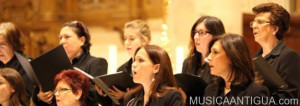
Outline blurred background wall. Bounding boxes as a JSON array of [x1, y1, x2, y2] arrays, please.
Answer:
[[1, 0, 299, 74]]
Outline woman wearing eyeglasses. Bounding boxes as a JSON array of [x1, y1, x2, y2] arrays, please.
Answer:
[[53, 69, 91, 106], [181, 16, 225, 104], [182, 16, 225, 84], [251, 2, 300, 105], [32, 21, 108, 106]]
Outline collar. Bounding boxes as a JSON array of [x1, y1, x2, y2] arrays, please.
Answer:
[[255, 40, 285, 59], [71, 51, 86, 64]]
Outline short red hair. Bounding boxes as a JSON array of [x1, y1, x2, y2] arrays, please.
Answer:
[[54, 69, 91, 105]]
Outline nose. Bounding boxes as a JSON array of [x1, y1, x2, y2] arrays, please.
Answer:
[[132, 61, 137, 70], [207, 53, 212, 62], [59, 38, 66, 45], [194, 33, 200, 40], [124, 39, 129, 45]]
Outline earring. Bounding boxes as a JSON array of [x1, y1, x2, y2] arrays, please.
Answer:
[[152, 78, 155, 82]]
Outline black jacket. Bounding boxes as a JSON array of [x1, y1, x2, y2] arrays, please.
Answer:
[[182, 57, 213, 84], [0, 54, 34, 99], [203, 81, 269, 106], [254, 40, 300, 105], [125, 89, 183, 106], [117, 58, 132, 75], [32, 52, 108, 106]]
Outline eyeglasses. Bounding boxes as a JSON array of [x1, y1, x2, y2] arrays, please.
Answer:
[[194, 30, 210, 37], [250, 20, 272, 28], [53, 88, 72, 94]]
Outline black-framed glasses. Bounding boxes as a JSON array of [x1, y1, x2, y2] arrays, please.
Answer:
[[194, 30, 210, 37], [53, 88, 72, 94], [250, 20, 272, 28]]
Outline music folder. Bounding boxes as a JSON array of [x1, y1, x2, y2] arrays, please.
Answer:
[[74, 68, 135, 105], [174, 74, 208, 97], [14, 51, 39, 85], [253, 56, 288, 90], [30, 45, 73, 92]]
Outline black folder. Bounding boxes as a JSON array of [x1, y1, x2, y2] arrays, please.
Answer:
[[253, 56, 288, 90], [30, 45, 73, 92], [174, 74, 208, 98], [14, 51, 39, 85], [74, 68, 135, 105]]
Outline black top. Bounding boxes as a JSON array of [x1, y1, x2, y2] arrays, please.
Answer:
[[32, 52, 108, 106], [182, 57, 213, 84], [98, 58, 133, 106], [254, 40, 300, 104], [203, 80, 269, 106], [125, 89, 183, 106], [117, 58, 132, 75], [0, 54, 34, 99]]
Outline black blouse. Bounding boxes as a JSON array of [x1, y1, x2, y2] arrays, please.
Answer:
[[0, 54, 34, 99], [125, 89, 183, 106], [254, 40, 300, 104], [203, 80, 269, 106]]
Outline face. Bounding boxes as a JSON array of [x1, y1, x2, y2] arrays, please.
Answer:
[[124, 28, 144, 58], [59, 27, 85, 60], [132, 48, 158, 85], [194, 22, 213, 57], [0, 75, 15, 104], [207, 41, 231, 79], [54, 80, 81, 106], [0, 35, 14, 64], [251, 12, 277, 44]]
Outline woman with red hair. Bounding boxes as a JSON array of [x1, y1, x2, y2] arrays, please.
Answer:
[[53, 69, 91, 106]]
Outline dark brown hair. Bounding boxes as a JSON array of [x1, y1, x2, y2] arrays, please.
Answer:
[[209, 34, 254, 87], [62, 21, 91, 52], [0, 22, 24, 53], [54, 70, 91, 106], [0, 68, 29, 106], [187, 16, 225, 73], [125, 45, 178, 100], [252, 2, 290, 40]]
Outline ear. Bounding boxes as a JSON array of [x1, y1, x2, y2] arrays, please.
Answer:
[[153, 64, 160, 74], [79, 36, 86, 45], [74, 90, 82, 100], [273, 26, 279, 35], [11, 88, 15, 93]]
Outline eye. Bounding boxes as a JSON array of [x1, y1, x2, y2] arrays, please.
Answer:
[[129, 37, 135, 41], [138, 58, 144, 62]]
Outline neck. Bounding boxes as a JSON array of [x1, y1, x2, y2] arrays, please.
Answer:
[[142, 81, 153, 105], [70, 49, 83, 63], [73, 101, 81, 106], [2, 101, 9, 106], [259, 38, 279, 57]]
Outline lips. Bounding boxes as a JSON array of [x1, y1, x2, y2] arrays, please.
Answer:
[[253, 32, 258, 36]]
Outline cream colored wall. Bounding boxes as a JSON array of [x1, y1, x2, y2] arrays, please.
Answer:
[[88, 0, 292, 74]]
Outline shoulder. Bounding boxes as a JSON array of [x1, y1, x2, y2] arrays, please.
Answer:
[[87, 55, 108, 65], [245, 83, 269, 97], [117, 59, 132, 72], [159, 89, 183, 106]]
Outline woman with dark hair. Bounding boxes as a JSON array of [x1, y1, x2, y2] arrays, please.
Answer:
[[0, 68, 28, 106], [251, 2, 300, 104], [182, 16, 225, 84], [204, 34, 269, 106], [124, 45, 183, 106], [33, 21, 108, 106], [0, 22, 34, 100], [54, 69, 91, 106]]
